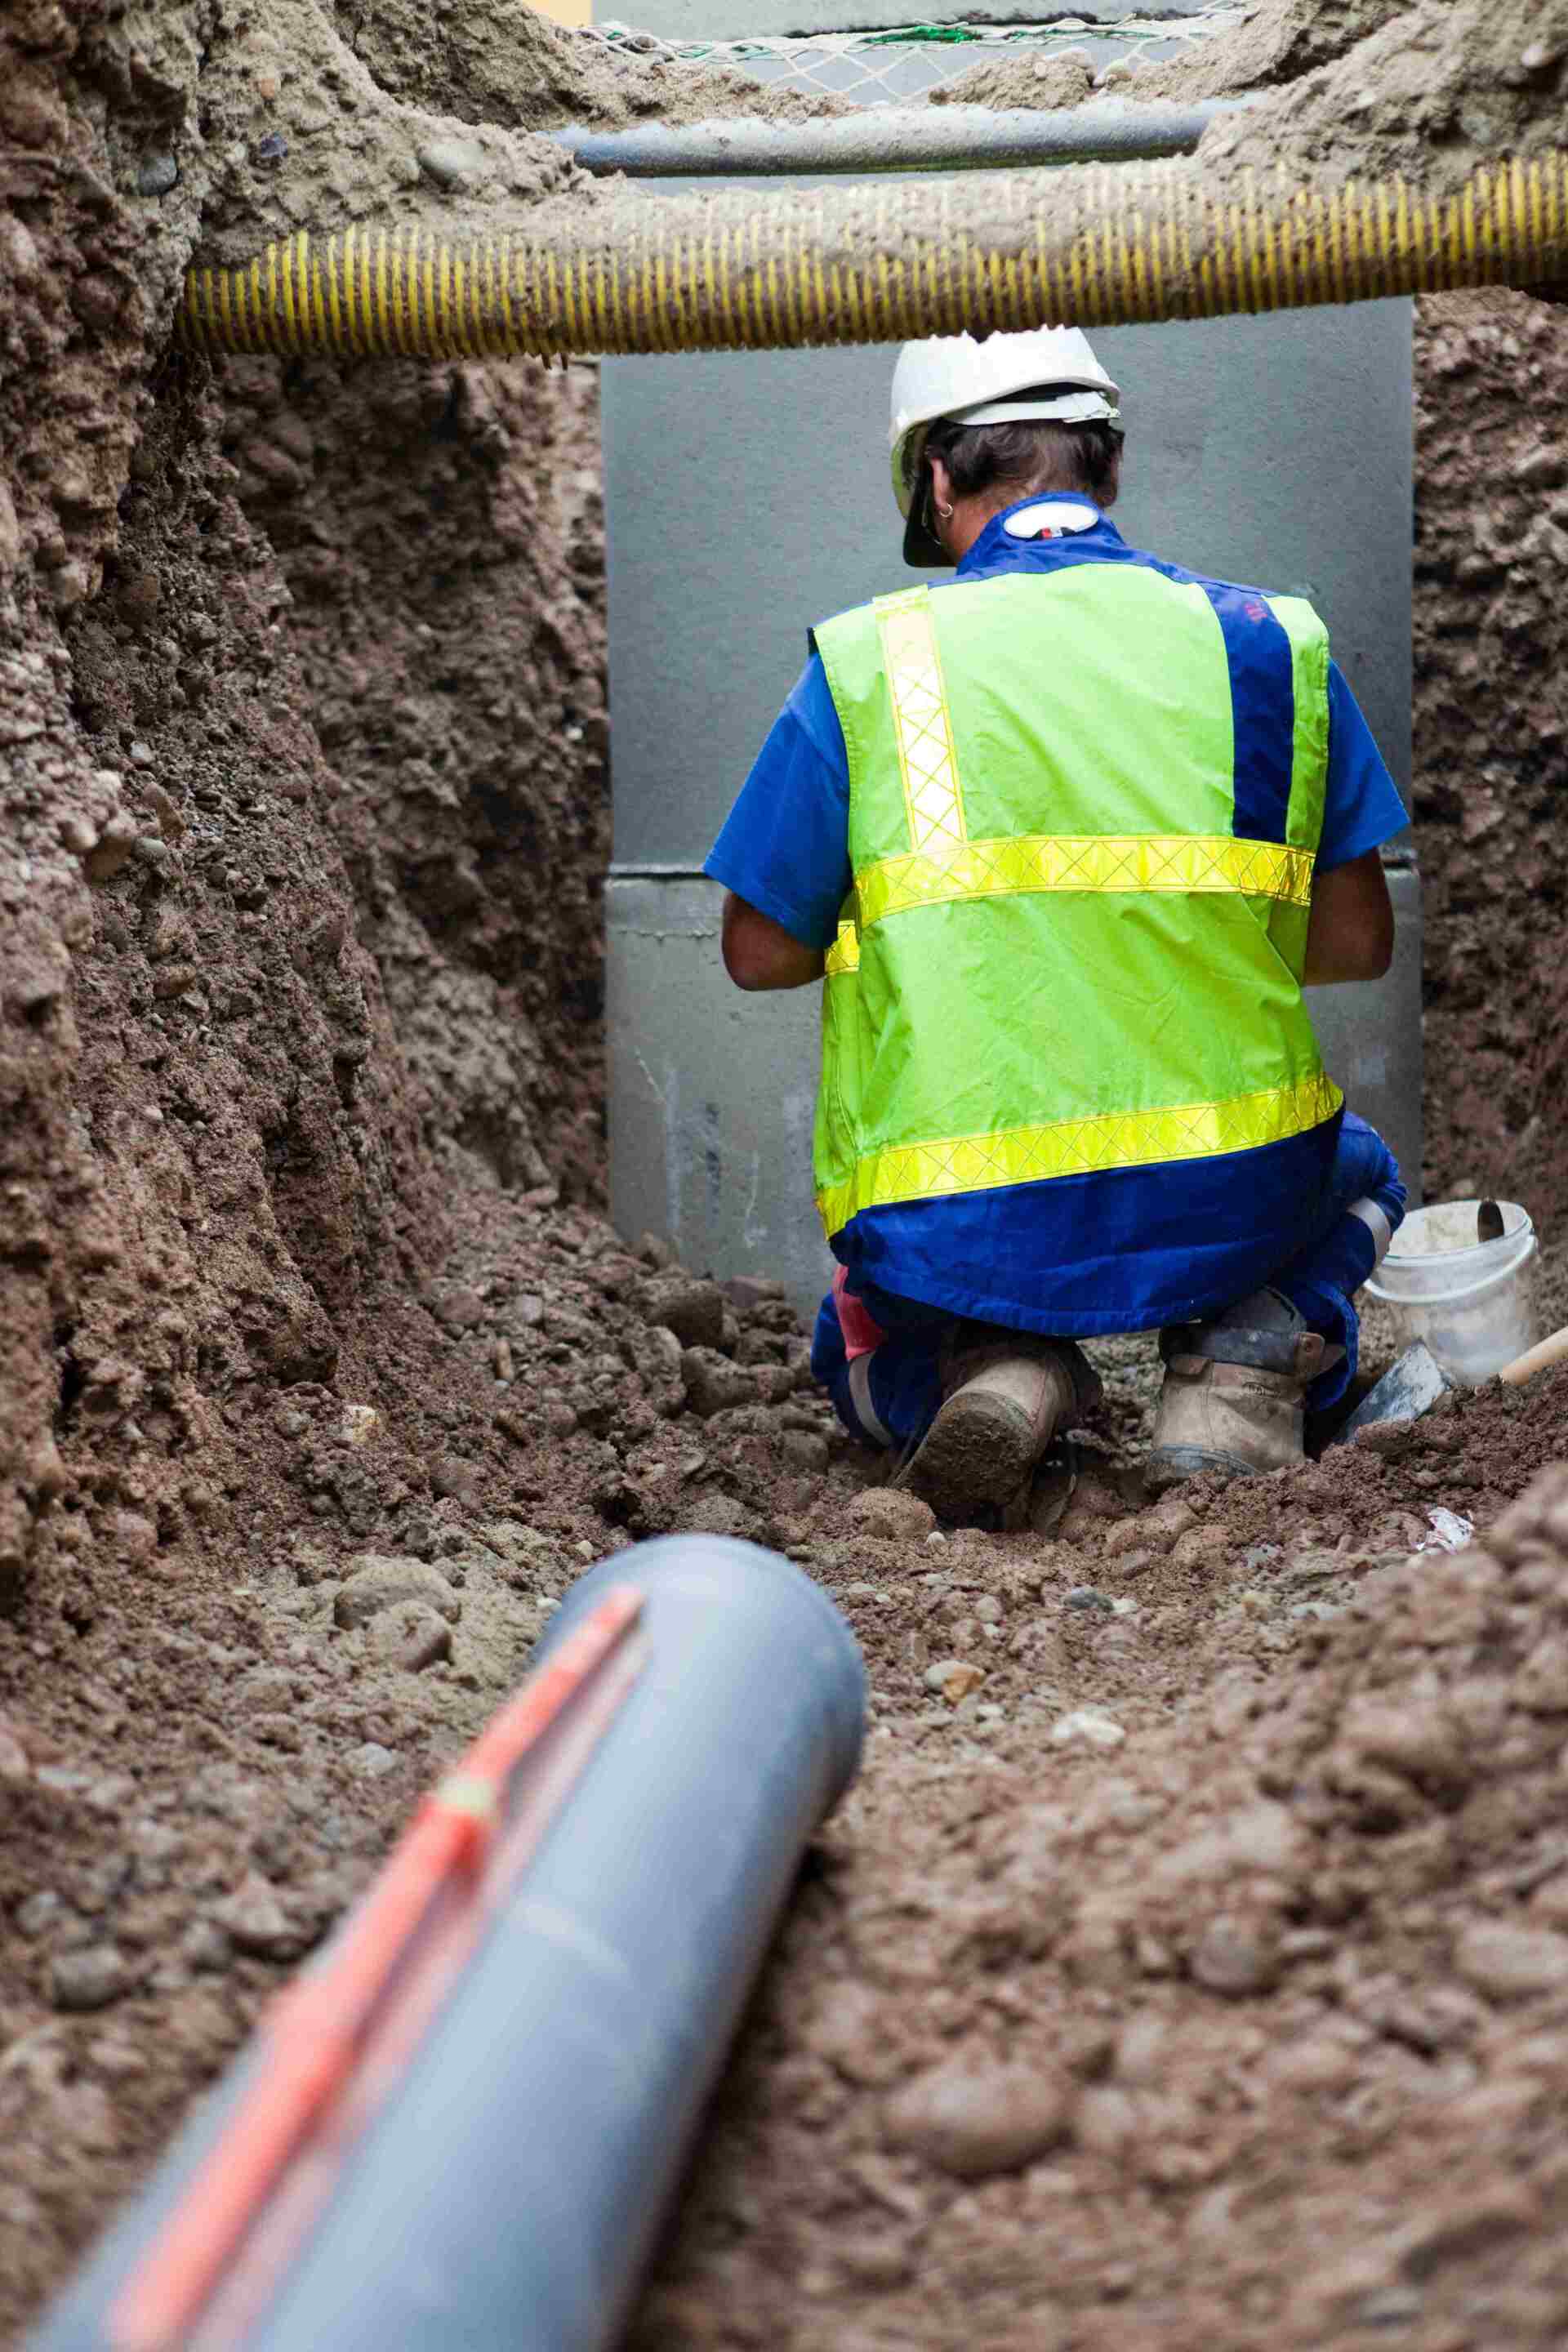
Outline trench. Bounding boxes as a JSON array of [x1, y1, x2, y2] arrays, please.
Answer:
[[8, 0, 1568, 2345]]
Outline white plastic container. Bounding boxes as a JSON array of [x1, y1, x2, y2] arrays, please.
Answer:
[[1365, 1199, 1540, 1383]]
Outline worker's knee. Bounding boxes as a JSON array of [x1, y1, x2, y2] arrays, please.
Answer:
[[812, 1291, 892, 1449], [1334, 1111, 1406, 1237], [811, 1289, 944, 1451]]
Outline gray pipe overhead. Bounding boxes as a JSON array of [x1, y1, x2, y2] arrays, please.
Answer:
[[31, 1539, 866, 2352], [553, 96, 1233, 177]]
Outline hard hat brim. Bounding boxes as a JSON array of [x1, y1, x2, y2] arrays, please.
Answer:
[[946, 389, 1121, 432]]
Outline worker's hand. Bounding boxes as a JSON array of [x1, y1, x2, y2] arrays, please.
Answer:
[[1303, 849, 1395, 987], [719, 893, 827, 991]]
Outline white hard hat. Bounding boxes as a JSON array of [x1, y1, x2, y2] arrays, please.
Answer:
[[890, 327, 1122, 567]]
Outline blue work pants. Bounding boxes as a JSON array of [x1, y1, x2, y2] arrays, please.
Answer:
[[811, 1112, 1405, 1452]]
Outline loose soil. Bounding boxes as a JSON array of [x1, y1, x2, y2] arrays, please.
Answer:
[[5, 0, 1568, 2345], [1198, 0, 1568, 198], [934, 0, 1408, 113], [336, 0, 854, 131], [935, 0, 1568, 203]]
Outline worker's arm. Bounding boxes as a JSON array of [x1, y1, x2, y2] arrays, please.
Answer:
[[1303, 849, 1395, 986], [706, 659, 852, 992], [720, 892, 826, 991]]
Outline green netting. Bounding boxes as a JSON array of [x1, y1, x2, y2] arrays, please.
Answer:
[[591, 12, 1236, 69]]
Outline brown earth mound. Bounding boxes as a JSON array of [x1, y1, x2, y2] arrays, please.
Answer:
[[932, 0, 1568, 201], [930, 2, 1405, 112], [927, 52, 1096, 115], [336, 0, 853, 131], [1201, 0, 1568, 196]]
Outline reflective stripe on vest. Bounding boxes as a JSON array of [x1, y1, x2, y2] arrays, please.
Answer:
[[825, 920, 860, 976], [816, 1070, 1343, 1241], [879, 587, 967, 856], [856, 832, 1315, 931], [810, 567, 1339, 1242]]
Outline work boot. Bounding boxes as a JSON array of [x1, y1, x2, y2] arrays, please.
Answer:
[[1147, 1289, 1342, 1489], [896, 1332, 1102, 1523]]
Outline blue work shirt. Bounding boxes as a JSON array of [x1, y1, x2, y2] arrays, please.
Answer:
[[705, 496, 1410, 1337]]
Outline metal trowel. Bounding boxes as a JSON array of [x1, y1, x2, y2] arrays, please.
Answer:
[[1337, 1340, 1454, 1440]]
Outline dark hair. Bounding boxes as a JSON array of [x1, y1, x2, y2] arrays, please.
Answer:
[[911, 412, 1124, 509]]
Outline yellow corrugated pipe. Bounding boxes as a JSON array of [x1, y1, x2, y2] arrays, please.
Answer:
[[176, 153, 1568, 359]]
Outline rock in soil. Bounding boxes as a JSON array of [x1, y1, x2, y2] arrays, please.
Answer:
[[847, 1488, 936, 1542], [633, 1276, 727, 1351], [334, 1557, 461, 1630], [367, 1599, 453, 1670], [50, 1948, 134, 2013], [210, 1872, 308, 1962], [884, 2052, 1072, 2179]]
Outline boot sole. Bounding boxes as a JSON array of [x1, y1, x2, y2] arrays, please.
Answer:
[[1146, 1442, 1267, 1490], [897, 1391, 1038, 1521]]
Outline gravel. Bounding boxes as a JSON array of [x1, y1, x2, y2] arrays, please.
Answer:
[[50, 1946, 132, 2013], [884, 2052, 1071, 2179], [1451, 1919, 1568, 2000]]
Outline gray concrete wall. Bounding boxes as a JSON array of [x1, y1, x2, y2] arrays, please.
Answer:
[[1307, 863, 1423, 1211], [607, 877, 829, 1310]]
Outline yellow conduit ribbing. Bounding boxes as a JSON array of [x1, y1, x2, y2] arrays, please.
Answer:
[[177, 154, 1568, 361]]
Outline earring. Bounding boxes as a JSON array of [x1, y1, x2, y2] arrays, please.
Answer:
[[936, 500, 954, 519]]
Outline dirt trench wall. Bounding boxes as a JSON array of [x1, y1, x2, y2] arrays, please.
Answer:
[[0, 0, 607, 1600], [216, 351, 607, 1200], [1413, 290, 1568, 1223]]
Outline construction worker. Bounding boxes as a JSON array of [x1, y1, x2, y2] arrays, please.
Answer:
[[706, 327, 1408, 1520]]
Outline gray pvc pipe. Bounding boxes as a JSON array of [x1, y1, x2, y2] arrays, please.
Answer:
[[30, 1537, 866, 2352], [553, 96, 1232, 177]]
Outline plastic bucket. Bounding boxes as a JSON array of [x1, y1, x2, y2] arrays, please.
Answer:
[[1365, 1199, 1540, 1383]]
